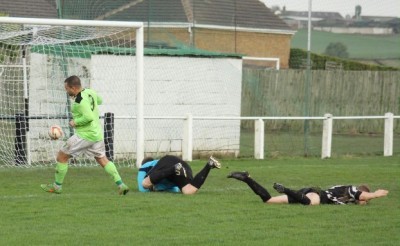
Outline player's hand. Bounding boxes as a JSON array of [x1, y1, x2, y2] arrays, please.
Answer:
[[374, 189, 389, 198], [69, 120, 76, 128]]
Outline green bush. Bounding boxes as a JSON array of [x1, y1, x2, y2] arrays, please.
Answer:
[[324, 42, 349, 58], [289, 48, 399, 71]]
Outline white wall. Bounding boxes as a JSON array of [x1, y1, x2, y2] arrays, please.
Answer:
[[29, 54, 242, 161], [92, 55, 243, 157]]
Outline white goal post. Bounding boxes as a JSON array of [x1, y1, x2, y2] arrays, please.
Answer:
[[243, 56, 280, 70], [0, 17, 144, 167]]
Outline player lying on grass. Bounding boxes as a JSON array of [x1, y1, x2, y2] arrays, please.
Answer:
[[41, 75, 129, 195], [138, 155, 221, 195], [227, 171, 389, 205]]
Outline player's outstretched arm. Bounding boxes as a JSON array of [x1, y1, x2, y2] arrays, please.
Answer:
[[359, 189, 389, 201]]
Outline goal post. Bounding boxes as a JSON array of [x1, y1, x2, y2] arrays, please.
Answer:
[[0, 17, 144, 167], [242, 56, 280, 70]]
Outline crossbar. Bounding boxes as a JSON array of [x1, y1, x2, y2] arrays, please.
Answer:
[[0, 17, 143, 28]]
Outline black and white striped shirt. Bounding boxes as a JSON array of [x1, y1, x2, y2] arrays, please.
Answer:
[[323, 185, 363, 205]]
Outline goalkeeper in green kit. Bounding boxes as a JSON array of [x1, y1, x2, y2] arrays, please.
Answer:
[[41, 75, 129, 195]]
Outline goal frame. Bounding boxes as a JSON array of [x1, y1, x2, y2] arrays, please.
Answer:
[[0, 17, 145, 167], [243, 56, 280, 70]]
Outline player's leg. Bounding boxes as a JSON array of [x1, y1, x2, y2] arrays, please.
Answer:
[[157, 160, 195, 194], [41, 135, 87, 194], [190, 156, 221, 190], [227, 171, 272, 202], [180, 184, 198, 195], [90, 141, 129, 195], [273, 184, 320, 205], [41, 150, 70, 194], [174, 174, 198, 195], [95, 155, 129, 195], [306, 192, 321, 205], [266, 195, 290, 204], [144, 155, 183, 189]]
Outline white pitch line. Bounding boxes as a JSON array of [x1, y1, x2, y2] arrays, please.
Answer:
[[0, 194, 40, 200]]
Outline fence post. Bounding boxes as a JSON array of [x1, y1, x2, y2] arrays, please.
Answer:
[[182, 113, 193, 161], [384, 112, 393, 156], [104, 112, 114, 161], [321, 113, 333, 159], [254, 119, 264, 159], [14, 113, 27, 165]]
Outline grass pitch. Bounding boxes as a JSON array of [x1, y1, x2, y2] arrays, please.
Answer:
[[1, 156, 399, 245]]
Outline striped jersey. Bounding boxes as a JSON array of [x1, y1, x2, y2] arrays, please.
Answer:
[[323, 185, 363, 205]]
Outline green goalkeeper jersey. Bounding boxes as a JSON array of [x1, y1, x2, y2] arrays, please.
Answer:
[[71, 88, 103, 142]]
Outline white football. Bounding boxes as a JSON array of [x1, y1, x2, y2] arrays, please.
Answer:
[[49, 125, 63, 140]]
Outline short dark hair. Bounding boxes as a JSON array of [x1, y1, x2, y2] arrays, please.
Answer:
[[141, 157, 154, 165], [64, 75, 81, 87], [358, 184, 370, 192]]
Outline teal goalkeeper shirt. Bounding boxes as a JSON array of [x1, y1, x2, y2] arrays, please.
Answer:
[[71, 88, 103, 142], [137, 160, 180, 193]]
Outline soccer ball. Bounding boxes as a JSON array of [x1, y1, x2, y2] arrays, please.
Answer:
[[48, 125, 63, 140]]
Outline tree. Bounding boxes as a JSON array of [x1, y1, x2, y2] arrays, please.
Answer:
[[324, 42, 349, 58]]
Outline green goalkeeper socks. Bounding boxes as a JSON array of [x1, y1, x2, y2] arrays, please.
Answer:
[[55, 162, 68, 186], [104, 162, 123, 185]]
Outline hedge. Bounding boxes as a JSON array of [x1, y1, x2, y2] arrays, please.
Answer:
[[289, 48, 399, 71]]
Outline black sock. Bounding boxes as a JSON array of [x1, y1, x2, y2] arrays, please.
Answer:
[[284, 188, 311, 205], [191, 164, 211, 189], [149, 166, 175, 184], [243, 177, 271, 202]]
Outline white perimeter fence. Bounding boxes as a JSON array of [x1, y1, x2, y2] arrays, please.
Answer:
[[133, 112, 399, 163]]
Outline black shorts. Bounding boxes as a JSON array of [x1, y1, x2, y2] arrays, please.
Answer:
[[149, 155, 193, 189], [287, 187, 322, 204], [318, 191, 330, 204]]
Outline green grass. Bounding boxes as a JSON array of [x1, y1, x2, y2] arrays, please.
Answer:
[[292, 29, 400, 59], [1, 156, 399, 245]]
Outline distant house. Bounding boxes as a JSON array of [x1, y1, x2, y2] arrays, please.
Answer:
[[279, 10, 343, 29], [314, 15, 398, 35], [278, 9, 397, 35], [0, 0, 295, 68], [359, 16, 398, 22]]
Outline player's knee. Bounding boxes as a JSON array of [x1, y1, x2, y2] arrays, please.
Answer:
[[142, 177, 153, 189], [181, 190, 196, 195], [95, 156, 110, 167], [56, 151, 70, 163], [307, 193, 321, 205], [181, 184, 198, 195]]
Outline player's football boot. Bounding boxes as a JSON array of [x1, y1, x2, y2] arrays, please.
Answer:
[[273, 182, 286, 193], [174, 162, 187, 178], [41, 183, 62, 194], [118, 183, 130, 195], [227, 171, 249, 181], [207, 156, 221, 169]]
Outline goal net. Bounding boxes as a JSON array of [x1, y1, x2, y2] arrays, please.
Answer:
[[0, 17, 143, 167]]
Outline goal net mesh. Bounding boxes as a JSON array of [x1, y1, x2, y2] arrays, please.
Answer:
[[0, 19, 243, 168], [0, 20, 139, 167]]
